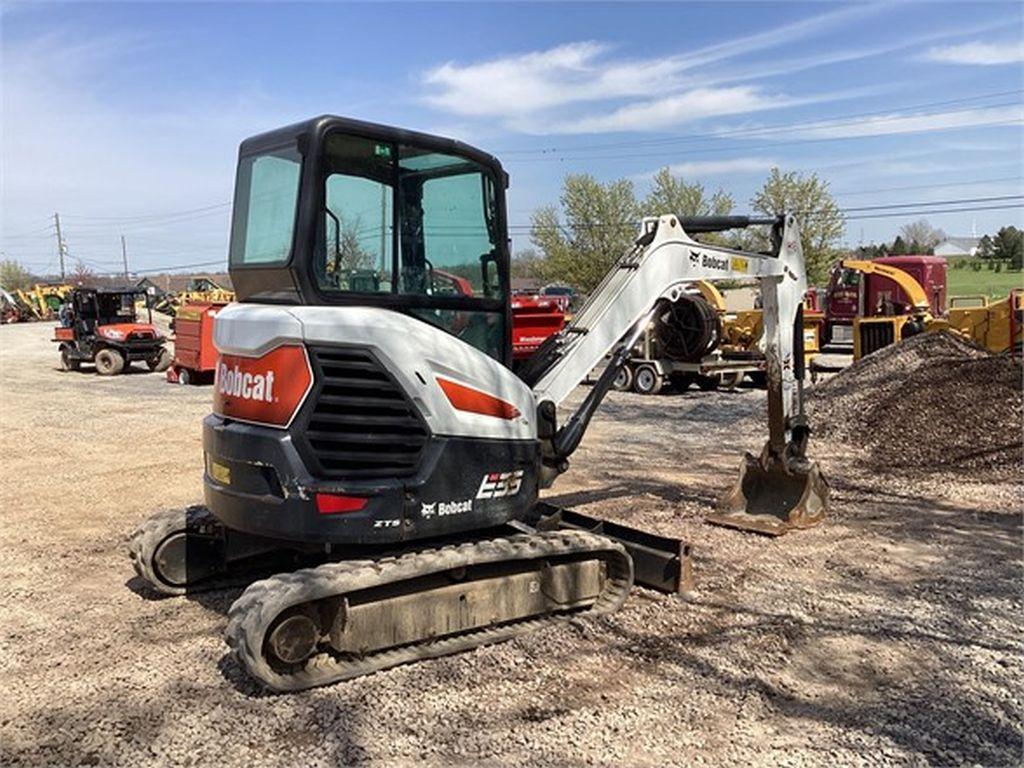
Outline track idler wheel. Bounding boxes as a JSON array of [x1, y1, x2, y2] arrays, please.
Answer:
[[268, 611, 322, 666], [128, 506, 227, 595]]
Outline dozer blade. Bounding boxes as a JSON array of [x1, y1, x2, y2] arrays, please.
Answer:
[[707, 453, 829, 536]]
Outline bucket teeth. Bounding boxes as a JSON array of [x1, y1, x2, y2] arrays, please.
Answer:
[[707, 452, 830, 536]]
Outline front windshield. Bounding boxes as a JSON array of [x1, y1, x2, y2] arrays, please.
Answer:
[[317, 133, 506, 359], [315, 133, 502, 300]]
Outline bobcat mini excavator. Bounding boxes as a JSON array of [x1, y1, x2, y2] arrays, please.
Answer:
[[129, 116, 828, 691]]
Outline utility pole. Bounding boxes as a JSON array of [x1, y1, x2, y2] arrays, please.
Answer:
[[53, 212, 67, 280], [121, 235, 129, 283]]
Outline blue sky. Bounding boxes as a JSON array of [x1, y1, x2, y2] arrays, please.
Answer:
[[1, 1, 1022, 275]]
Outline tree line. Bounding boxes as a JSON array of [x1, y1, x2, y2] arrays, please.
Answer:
[[521, 167, 844, 290], [855, 219, 1023, 270]]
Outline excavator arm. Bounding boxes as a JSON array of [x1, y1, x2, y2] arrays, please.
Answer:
[[526, 213, 828, 535]]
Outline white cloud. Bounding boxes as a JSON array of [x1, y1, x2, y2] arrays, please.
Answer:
[[539, 83, 891, 135], [421, 3, 880, 127], [923, 40, 1024, 66], [0, 32, 289, 271], [543, 86, 798, 134], [423, 42, 684, 117], [704, 18, 1005, 87]]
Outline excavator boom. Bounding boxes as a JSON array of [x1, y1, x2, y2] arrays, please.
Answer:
[[524, 213, 828, 534]]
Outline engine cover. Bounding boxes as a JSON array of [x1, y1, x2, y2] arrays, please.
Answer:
[[202, 304, 541, 545]]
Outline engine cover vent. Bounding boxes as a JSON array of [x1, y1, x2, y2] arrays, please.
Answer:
[[297, 347, 428, 480]]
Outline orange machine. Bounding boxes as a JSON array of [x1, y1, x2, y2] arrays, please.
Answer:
[[166, 301, 228, 384]]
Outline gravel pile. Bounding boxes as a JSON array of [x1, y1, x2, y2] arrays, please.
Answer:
[[809, 332, 1023, 480]]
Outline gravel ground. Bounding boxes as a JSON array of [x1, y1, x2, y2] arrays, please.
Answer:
[[1, 321, 1021, 767]]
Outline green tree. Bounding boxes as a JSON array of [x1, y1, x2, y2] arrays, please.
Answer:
[[751, 168, 844, 285], [991, 226, 1023, 270], [642, 167, 733, 217], [899, 219, 945, 252], [0, 259, 35, 290], [891, 235, 908, 256], [510, 248, 544, 280], [530, 174, 639, 292], [977, 234, 995, 260], [643, 167, 735, 246]]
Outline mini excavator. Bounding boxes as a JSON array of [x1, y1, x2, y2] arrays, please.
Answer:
[[129, 116, 828, 691]]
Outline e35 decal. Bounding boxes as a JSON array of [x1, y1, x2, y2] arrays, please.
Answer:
[[476, 470, 524, 500]]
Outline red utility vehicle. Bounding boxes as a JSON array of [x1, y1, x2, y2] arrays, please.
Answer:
[[54, 287, 170, 375], [822, 255, 947, 345], [166, 301, 229, 385]]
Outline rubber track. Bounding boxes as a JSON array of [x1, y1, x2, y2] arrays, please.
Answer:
[[225, 530, 633, 692], [127, 505, 225, 596]]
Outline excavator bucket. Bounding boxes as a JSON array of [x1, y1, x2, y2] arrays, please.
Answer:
[[707, 452, 829, 536]]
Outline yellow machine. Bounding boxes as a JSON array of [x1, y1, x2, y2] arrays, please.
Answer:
[[151, 288, 236, 316], [14, 284, 73, 320], [932, 291, 1024, 354], [703, 282, 823, 366], [178, 288, 235, 305], [845, 260, 1023, 358]]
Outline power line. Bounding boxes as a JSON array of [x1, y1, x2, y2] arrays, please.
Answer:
[[829, 194, 1023, 214], [843, 203, 1024, 222], [504, 175, 1024, 215], [64, 207, 231, 232], [831, 175, 1023, 198], [132, 259, 226, 274], [504, 116, 1023, 165], [2, 224, 57, 239], [60, 200, 232, 223], [496, 89, 1024, 156], [502, 195, 1024, 232]]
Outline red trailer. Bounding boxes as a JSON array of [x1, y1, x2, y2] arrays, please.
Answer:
[[867, 255, 946, 315], [166, 301, 228, 384], [510, 295, 566, 363], [823, 255, 947, 345]]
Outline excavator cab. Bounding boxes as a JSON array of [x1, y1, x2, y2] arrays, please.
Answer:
[[226, 116, 512, 364]]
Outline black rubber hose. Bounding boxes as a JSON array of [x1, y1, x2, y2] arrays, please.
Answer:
[[652, 295, 721, 363]]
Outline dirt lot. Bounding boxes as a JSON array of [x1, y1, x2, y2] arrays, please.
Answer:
[[1, 321, 1021, 767]]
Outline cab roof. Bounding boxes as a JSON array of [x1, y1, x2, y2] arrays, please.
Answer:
[[238, 115, 507, 184]]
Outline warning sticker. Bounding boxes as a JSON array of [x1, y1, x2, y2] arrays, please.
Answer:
[[731, 256, 750, 274]]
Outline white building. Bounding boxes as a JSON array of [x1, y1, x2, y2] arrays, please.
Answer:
[[934, 237, 980, 258]]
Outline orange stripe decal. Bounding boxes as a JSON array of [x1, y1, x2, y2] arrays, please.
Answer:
[[436, 377, 521, 420]]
